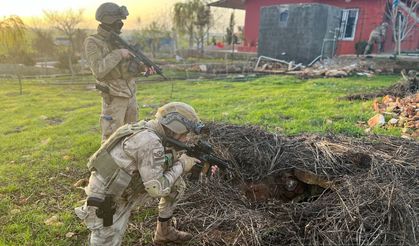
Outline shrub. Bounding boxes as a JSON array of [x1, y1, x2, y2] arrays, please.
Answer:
[[355, 41, 370, 56], [55, 52, 78, 70]]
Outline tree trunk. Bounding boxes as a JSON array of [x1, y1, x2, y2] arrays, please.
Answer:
[[188, 29, 194, 49], [69, 36, 75, 78], [68, 53, 74, 76], [398, 14, 402, 55]]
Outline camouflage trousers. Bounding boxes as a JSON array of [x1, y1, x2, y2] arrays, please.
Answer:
[[75, 178, 186, 246], [364, 32, 384, 54], [100, 93, 138, 142]]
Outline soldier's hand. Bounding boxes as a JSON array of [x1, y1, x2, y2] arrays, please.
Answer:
[[179, 154, 201, 173], [120, 49, 133, 59], [211, 165, 219, 177], [145, 66, 157, 76]]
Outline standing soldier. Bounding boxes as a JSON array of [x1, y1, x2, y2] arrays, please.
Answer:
[[75, 102, 204, 245], [85, 2, 154, 142], [364, 22, 389, 55]]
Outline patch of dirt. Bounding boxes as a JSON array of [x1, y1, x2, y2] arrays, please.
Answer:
[[45, 117, 64, 125], [4, 126, 26, 135]]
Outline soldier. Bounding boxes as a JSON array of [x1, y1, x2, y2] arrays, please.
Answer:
[[85, 2, 155, 142], [75, 102, 204, 245], [364, 22, 389, 55]]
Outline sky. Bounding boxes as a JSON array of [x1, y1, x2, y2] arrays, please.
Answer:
[[1, 0, 244, 31]]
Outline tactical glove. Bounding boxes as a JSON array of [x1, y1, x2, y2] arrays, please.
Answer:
[[179, 154, 201, 173]]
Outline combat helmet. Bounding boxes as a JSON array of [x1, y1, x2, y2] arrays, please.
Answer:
[[95, 2, 129, 24], [156, 102, 204, 135]]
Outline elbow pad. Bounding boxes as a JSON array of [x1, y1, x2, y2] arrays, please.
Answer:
[[143, 177, 171, 198], [142, 163, 183, 198]]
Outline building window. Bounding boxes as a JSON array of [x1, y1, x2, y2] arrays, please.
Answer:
[[339, 9, 359, 40], [279, 11, 289, 24]]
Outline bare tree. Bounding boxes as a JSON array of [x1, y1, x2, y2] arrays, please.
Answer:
[[43, 9, 84, 75], [32, 28, 56, 58], [173, 0, 213, 55], [225, 12, 236, 45], [143, 21, 169, 58], [194, 1, 212, 55], [385, 0, 419, 55]]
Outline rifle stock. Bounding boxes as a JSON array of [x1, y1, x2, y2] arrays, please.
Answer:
[[110, 31, 168, 80]]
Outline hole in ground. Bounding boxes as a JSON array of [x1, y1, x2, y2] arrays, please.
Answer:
[[239, 168, 329, 203]]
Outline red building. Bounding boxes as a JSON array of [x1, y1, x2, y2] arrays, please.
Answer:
[[210, 0, 419, 55]]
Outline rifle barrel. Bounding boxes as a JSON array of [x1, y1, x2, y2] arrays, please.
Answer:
[[110, 31, 168, 80]]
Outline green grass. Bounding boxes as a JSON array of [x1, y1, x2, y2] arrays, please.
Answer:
[[0, 74, 402, 244]]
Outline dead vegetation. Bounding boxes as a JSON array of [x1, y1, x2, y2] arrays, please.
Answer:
[[345, 70, 418, 139], [139, 123, 418, 245], [346, 70, 418, 100]]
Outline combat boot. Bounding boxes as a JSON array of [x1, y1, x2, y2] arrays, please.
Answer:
[[153, 218, 192, 245]]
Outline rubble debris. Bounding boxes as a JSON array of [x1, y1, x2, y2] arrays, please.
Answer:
[[324, 69, 348, 78], [254, 56, 303, 73], [367, 113, 385, 128], [137, 123, 418, 246], [296, 63, 370, 79], [367, 92, 419, 139]]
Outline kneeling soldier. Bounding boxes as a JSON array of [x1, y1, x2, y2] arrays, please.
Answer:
[[75, 102, 204, 245]]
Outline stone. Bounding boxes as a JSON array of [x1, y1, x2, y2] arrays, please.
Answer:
[[44, 215, 63, 227], [367, 114, 385, 128], [388, 118, 398, 125], [325, 69, 348, 78]]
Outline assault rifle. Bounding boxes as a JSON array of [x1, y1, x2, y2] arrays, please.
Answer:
[[165, 137, 232, 171], [110, 31, 168, 80]]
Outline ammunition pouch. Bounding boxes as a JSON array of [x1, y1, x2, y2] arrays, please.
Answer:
[[105, 168, 132, 197], [88, 149, 119, 180]]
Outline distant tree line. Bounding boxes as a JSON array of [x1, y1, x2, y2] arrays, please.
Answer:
[[0, 0, 244, 74], [0, 11, 85, 75]]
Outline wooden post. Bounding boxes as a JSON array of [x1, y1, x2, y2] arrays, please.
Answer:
[[225, 53, 229, 76], [18, 74, 22, 95]]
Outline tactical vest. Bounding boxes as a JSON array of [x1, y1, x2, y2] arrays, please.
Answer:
[[88, 34, 131, 82], [87, 121, 147, 197]]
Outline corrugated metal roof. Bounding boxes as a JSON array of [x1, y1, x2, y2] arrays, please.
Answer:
[[208, 0, 246, 10]]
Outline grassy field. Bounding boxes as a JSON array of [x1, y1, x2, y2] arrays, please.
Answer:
[[0, 74, 402, 245]]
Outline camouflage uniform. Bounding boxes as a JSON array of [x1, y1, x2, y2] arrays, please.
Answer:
[[76, 102, 203, 245], [75, 120, 188, 245], [85, 3, 146, 141], [364, 23, 389, 55]]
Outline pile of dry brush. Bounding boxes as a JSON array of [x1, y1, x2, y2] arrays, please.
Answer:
[[139, 123, 418, 246]]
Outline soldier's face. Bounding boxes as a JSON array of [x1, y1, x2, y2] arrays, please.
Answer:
[[173, 133, 188, 143], [111, 20, 124, 33]]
